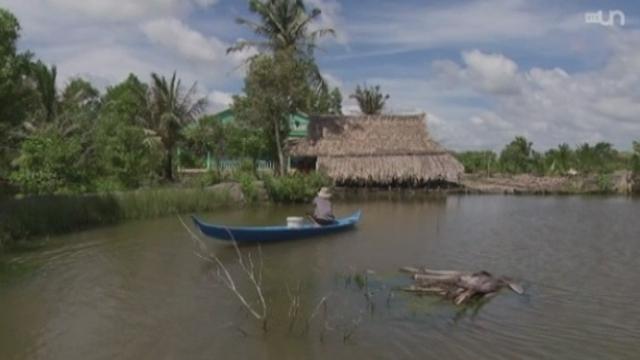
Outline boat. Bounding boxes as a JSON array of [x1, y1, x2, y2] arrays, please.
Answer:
[[191, 210, 362, 243]]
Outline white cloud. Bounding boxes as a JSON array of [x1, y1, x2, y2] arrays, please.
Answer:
[[341, 0, 601, 60], [141, 18, 224, 63], [207, 90, 233, 113], [348, 0, 550, 49], [461, 50, 520, 95], [430, 36, 640, 150], [45, 0, 216, 20], [57, 46, 163, 84], [435, 50, 521, 95], [305, 0, 348, 45], [193, 0, 218, 8]]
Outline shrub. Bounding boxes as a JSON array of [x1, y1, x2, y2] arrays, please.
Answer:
[[94, 117, 162, 191], [264, 172, 331, 203], [499, 136, 535, 174], [237, 173, 259, 203], [597, 174, 613, 192], [456, 151, 498, 174], [10, 132, 94, 194], [198, 170, 222, 187]]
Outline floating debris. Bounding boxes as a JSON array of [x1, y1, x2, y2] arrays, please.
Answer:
[[399, 267, 524, 305]]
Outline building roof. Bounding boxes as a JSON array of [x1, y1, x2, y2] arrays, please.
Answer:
[[288, 114, 464, 184], [289, 114, 448, 156]]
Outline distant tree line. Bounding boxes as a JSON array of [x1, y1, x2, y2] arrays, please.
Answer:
[[457, 136, 640, 176]]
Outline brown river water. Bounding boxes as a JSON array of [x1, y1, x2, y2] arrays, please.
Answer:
[[1, 195, 639, 359]]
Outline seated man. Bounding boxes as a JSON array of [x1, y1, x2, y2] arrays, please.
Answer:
[[311, 187, 336, 225]]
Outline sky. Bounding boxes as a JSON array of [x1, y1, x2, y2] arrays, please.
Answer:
[[1, 0, 639, 151]]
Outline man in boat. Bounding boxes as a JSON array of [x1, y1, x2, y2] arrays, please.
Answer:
[[311, 187, 336, 225]]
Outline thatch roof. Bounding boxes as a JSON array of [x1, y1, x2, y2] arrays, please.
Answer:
[[288, 114, 464, 185]]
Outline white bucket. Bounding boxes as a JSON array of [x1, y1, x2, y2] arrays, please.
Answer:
[[286, 217, 305, 228]]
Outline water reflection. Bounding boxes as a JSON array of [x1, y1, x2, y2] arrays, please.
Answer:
[[1, 195, 639, 359]]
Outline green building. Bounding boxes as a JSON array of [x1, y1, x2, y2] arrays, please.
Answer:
[[212, 109, 310, 138]]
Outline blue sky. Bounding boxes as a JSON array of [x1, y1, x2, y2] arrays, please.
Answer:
[[2, 0, 639, 151]]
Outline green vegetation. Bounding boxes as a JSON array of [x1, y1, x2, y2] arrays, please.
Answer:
[[632, 141, 640, 174], [2, 2, 339, 199], [264, 172, 331, 203], [456, 151, 498, 175], [0, 3, 409, 247], [457, 136, 637, 176], [350, 84, 390, 115], [0, 188, 232, 248], [139, 73, 206, 181], [229, 0, 340, 175]]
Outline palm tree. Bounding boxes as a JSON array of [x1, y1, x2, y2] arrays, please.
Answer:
[[350, 84, 389, 115], [31, 61, 58, 123], [228, 0, 334, 56], [229, 0, 334, 93], [139, 72, 207, 181]]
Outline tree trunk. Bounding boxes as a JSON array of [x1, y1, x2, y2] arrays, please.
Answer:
[[274, 119, 286, 176], [164, 148, 174, 181]]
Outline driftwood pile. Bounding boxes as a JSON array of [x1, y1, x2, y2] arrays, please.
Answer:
[[400, 267, 524, 305]]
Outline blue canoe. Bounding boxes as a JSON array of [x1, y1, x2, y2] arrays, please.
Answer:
[[192, 210, 362, 243]]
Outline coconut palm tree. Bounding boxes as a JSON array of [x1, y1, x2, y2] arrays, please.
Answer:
[[229, 0, 334, 93], [138, 72, 207, 181], [228, 0, 334, 56], [31, 61, 58, 123], [350, 84, 389, 115]]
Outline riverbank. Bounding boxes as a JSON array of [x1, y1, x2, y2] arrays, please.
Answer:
[[0, 172, 330, 250], [0, 185, 243, 251], [2, 173, 637, 250], [461, 171, 638, 195]]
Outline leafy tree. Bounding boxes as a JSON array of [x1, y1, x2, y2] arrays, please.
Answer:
[[350, 84, 389, 115], [307, 86, 342, 114], [60, 78, 101, 115], [225, 124, 269, 171], [101, 74, 148, 123], [544, 143, 574, 175], [0, 8, 35, 172], [30, 61, 59, 123], [499, 136, 534, 174], [10, 130, 94, 194], [138, 72, 207, 181], [94, 115, 161, 191], [182, 115, 227, 167], [575, 142, 618, 174], [233, 51, 313, 175], [91, 74, 164, 189]]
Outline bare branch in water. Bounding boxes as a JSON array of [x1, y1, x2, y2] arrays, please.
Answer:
[[178, 216, 268, 324], [343, 315, 363, 343]]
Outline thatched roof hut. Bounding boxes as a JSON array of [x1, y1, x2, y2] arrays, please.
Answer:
[[288, 114, 464, 186]]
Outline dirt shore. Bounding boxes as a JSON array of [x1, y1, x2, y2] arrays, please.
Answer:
[[461, 171, 637, 195]]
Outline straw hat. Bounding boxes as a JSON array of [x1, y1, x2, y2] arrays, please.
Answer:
[[317, 187, 332, 198]]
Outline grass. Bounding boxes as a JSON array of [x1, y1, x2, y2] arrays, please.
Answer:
[[0, 187, 233, 249]]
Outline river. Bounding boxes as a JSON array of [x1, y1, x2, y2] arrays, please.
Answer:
[[1, 195, 639, 359]]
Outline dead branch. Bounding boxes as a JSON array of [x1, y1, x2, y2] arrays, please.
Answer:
[[399, 266, 524, 305], [178, 216, 268, 324]]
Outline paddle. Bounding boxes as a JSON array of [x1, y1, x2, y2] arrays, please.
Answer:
[[305, 213, 321, 227]]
